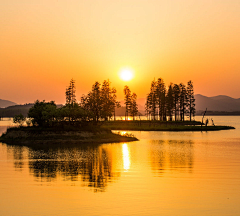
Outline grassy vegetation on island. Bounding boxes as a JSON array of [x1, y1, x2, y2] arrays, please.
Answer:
[[0, 125, 138, 146]]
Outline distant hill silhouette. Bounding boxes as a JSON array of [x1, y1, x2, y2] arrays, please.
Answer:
[[0, 103, 63, 118], [195, 94, 240, 112], [0, 104, 34, 117], [0, 99, 17, 108], [1, 94, 239, 118], [130, 95, 240, 115]]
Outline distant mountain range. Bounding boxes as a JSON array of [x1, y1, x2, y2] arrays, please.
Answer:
[[135, 94, 240, 114], [0, 99, 17, 108], [195, 94, 240, 112], [0, 104, 34, 117], [1, 94, 240, 117]]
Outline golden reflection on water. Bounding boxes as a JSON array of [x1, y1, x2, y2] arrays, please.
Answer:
[[5, 139, 195, 192], [149, 140, 194, 175], [1, 117, 240, 215], [25, 145, 121, 192], [122, 143, 130, 171]]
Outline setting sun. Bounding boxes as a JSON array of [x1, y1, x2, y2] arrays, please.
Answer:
[[119, 68, 134, 81]]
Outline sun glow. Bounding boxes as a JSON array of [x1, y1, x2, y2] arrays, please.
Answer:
[[119, 68, 134, 81]]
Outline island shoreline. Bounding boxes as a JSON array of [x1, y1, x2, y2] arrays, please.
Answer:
[[0, 119, 235, 147]]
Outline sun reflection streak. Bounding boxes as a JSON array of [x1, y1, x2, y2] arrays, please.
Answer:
[[122, 143, 131, 171]]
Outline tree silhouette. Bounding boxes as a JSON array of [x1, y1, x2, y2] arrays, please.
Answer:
[[81, 80, 120, 122], [130, 92, 138, 120], [88, 81, 102, 122], [166, 83, 174, 121], [123, 85, 132, 120], [28, 100, 57, 126], [27, 78, 196, 124], [145, 93, 151, 120], [101, 80, 118, 121], [113, 91, 121, 121], [156, 78, 166, 121], [65, 78, 76, 106], [173, 84, 180, 121], [186, 80, 196, 121], [145, 79, 195, 122], [179, 83, 187, 121], [145, 80, 157, 120]]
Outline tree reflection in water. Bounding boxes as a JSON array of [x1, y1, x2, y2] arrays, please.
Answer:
[[7, 139, 195, 192], [149, 140, 194, 175], [6, 145, 28, 171], [26, 145, 120, 192]]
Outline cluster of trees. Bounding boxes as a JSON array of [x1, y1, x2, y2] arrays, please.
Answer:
[[27, 79, 121, 127], [123, 86, 138, 120], [145, 78, 195, 121], [81, 80, 120, 122], [28, 100, 87, 127], [18, 77, 195, 127]]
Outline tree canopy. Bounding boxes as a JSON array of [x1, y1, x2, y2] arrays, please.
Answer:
[[145, 78, 195, 121], [26, 78, 195, 127]]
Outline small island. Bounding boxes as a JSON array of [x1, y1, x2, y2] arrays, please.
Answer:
[[0, 125, 138, 147], [0, 79, 235, 146]]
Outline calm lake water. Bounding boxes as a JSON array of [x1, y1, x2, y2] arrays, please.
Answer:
[[0, 116, 240, 216]]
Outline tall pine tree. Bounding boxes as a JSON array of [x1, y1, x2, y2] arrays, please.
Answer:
[[65, 78, 76, 106], [124, 85, 132, 120], [186, 80, 196, 121]]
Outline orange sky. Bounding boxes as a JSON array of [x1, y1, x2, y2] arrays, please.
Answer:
[[1, 0, 240, 104]]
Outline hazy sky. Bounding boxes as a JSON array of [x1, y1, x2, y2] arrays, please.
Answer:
[[1, 0, 240, 104]]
